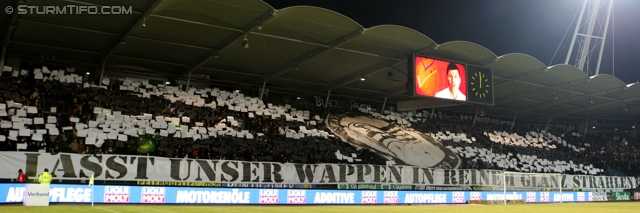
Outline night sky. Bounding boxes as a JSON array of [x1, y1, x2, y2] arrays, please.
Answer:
[[264, 0, 640, 84]]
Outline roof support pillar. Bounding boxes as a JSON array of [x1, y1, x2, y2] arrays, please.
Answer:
[[0, 46, 6, 72], [583, 118, 589, 142], [325, 90, 331, 107], [185, 71, 192, 91], [545, 118, 552, 132], [472, 109, 479, 127], [380, 97, 387, 113], [259, 81, 267, 99], [99, 59, 106, 86], [430, 107, 435, 119], [510, 112, 517, 130]]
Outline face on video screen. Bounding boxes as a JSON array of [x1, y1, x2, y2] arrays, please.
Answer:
[[414, 56, 467, 101], [327, 114, 460, 169]]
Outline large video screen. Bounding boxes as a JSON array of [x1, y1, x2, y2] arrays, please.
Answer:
[[412, 56, 467, 101]]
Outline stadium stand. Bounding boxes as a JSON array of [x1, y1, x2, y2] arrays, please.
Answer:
[[0, 66, 638, 179]]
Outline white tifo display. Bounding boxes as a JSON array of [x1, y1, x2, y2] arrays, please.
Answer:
[[23, 184, 50, 206]]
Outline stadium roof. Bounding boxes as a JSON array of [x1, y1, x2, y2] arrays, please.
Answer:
[[2, 0, 639, 123]]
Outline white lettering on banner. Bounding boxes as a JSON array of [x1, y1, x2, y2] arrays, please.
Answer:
[[141, 187, 165, 203], [486, 193, 523, 201], [175, 189, 250, 204], [313, 192, 355, 204], [2, 152, 636, 189], [104, 186, 130, 203], [553, 194, 574, 202], [383, 191, 398, 204], [50, 188, 91, 202], [287, 190, 306, 204], [361, 191, 377, 204], [615, 193, 630, 201], [259, 189, 278, 204], [6, 187, 25, 202], [404, 193, 447, 204], [470, 192, 482, 201], [526, 192, 536, 202], [452, 191, 464, 203]]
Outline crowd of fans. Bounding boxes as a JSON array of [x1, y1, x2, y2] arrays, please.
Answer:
[[0, 68, 385, 166], [0, 65, 638, 179], [407, 111, 639, 177]]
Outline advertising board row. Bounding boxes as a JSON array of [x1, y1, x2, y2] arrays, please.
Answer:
[[2, 183, 597, 204]]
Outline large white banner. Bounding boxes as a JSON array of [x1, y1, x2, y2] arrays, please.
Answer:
[[0, 152, 635, 190], [326, 115, 461, 169]]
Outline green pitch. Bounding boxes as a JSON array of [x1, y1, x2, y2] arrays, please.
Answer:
[[2, 202, 640, 213]]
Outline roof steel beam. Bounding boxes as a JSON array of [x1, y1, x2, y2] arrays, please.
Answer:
[[17, 19, 120, 37], [256, 28, 364, 84], [128, 36, 211, 50], [11, 41, 101, 55], [180, 10, 276, 76], [103, 0, 163, 60], [198, 78, 387, 104], [2, 0, 21, 47], [494, 68, 546, 87], [384, 85, 407, 97], [549, 96, 640, 118], [197, 67, 326, 86], [110, 55, 187, 67], [494, 78, 590, 105], [591, 104, 640, 120], [318, 46, 437, 93], [319, 58, 404, 92], [63, 0, 143, 15], [498, 77, 637, 105], [150, 14, 244, 33], [523, 86, 628, 112]]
